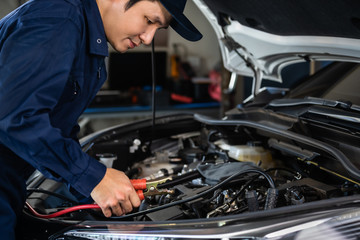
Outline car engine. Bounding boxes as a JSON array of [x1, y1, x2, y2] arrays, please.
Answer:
[[25, 113, 360, 222]]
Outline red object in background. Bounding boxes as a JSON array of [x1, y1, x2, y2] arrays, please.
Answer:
[[208, 70, 222, 102], [170, 93, 193, 103]]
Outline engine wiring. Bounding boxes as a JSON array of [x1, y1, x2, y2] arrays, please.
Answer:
[[25, 148, 360, 220], [110, 169, 275, 220], [24, 169, 275, 220], [26, 160, 360, 220]]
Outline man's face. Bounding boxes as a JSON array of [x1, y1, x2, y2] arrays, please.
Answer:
[[99, 0, 172, 53]]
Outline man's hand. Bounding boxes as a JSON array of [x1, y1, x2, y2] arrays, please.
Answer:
[[90, 168, 141, 217]]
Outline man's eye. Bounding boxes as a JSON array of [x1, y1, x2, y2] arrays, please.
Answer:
[[146, 17, 153, 24]]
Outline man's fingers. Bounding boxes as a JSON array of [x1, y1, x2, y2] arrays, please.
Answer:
[[102, 206, 112, 218], [130, 190, 141, 208], [110, 203, 124, 216], [98, 197, 136, 217], [120, 199, 134, 214], [101, 203, 124, 217]]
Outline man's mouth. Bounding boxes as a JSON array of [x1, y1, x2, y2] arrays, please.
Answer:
[[129, 39, 139, 49]]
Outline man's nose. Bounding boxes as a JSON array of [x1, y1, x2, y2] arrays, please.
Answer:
[[139, 27, 157, 45]]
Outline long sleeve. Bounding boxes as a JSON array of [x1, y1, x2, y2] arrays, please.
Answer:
[[0, 4, 106, 197]]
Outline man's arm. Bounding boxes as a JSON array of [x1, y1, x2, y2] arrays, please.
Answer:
[[0, 8, 140, 216]]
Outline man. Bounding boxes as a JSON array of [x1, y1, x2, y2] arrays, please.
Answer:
[[0, 0, 202, 238]]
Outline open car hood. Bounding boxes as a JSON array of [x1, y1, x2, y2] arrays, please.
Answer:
[[193, 0, 360, 94]]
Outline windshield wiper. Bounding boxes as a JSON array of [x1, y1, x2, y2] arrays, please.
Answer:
[[268, 97, 360, 114], [267, 97, 360, 130], [267, 97, 360, 111], [306, 108, 360, 124]]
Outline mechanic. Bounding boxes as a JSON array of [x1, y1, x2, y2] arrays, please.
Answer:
[[0, 0, 202, 238]]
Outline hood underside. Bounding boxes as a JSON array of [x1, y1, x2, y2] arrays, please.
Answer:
[[193, 0, 360, 88]]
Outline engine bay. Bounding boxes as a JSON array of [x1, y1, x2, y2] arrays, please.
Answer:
[[25, 114, 360, 222]]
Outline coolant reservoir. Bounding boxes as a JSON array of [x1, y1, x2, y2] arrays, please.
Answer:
[[216, 141, 273, 169]]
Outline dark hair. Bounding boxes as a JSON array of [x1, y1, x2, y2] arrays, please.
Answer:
[[125, 0, 158, 10]]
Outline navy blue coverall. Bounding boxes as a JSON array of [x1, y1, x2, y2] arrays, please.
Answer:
[[0, 0, 108, 237]]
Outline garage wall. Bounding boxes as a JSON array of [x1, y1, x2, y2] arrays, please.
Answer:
[[168, 0, 221, 76], [0, 0, 19, 18]]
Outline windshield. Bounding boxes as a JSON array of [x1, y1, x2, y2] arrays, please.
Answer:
[[323, 64, 360, 105]]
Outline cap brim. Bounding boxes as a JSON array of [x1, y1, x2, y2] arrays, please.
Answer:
[[170, 12, 203, 42], [160, 0, 202, 42]]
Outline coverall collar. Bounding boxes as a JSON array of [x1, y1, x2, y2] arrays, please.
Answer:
[[83, 0, 108, 57]]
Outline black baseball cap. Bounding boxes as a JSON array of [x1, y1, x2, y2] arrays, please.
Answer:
[[159, 0, 202, 41]]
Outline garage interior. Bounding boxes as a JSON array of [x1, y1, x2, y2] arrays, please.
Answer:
[[0, 0, 312, 138]]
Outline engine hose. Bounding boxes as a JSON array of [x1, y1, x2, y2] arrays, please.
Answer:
[[110, 169, 275, 220], [264, 188, 278, 210], [246, 190, 259, 212]]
